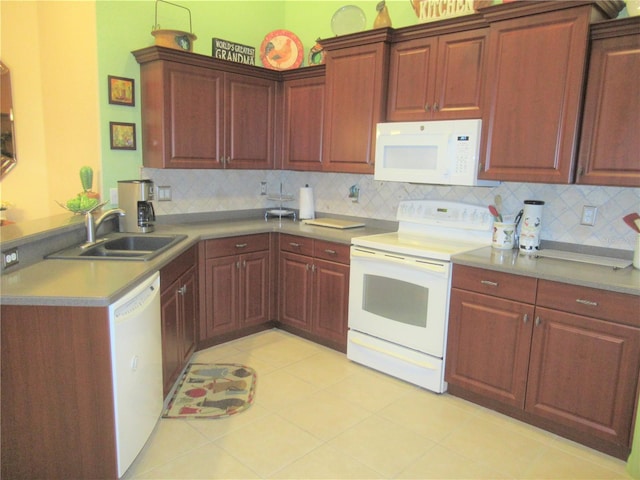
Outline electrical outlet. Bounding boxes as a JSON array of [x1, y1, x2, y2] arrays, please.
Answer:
[[2, 247, 19, 269], [110, 188, 118, 205], [581, 205, 598, 226], [260, 181, 267, 195]]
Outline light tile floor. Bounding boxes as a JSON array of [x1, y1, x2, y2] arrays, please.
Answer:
[[123, 329, 633, 479]]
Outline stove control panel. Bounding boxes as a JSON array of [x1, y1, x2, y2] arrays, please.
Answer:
[[396, 200, 492, 231]]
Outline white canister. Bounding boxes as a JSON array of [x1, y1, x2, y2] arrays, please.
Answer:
[[634, 234, 640, 269], [492, 222, 516, 250], [519, 200, 544, 253]]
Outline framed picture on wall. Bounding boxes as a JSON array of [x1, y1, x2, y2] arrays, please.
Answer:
[[108, 75, 135, 106], [109, 122, 136, 150]]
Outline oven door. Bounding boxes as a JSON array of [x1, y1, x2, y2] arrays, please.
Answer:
[[348, 246, 451, 358]]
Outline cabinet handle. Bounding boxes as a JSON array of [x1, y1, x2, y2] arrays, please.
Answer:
[[178, 285, 186, 296], [289, 242, 301, 248], [576, 298, 598, 307], [226, 156, 231, 164], [425, 103, 431, 112], [305, 263, 311, 271], [311, 264, 317, 273], [523, 314, 529, 323], [324, 249, 337, 255], [480, 280, 499, 287], [535, 316, 541, 326], [433, 102, 439, 111], [242, 260, 246, 268], [235, 243, 248, 249], [236, 261, 241, 269]]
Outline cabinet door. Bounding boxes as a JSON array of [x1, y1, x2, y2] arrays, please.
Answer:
[[446, 288, 534, 408], [479, 6, 590, 183], [387, 37, 437, 121], [225, 73, 276, 169], [387, 30, 486, 121], [526, 307, 640, 447], [576, 26, 640, 187], [312, 258, 349, 347], [180, 266, 198, 364], [282, 75, 325, 171], [142, 62, 223, 169], [323, 43, 388, 173], [279, 251, 313, 330], [161, 281, 182, 395], [239, 250, 270, 327], [433, 29, 487, 120], [204, 255, 239, 336]]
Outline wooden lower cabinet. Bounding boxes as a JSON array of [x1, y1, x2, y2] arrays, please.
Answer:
[[200, 234, 272, 343], [1, 305, 118, 479], [160, 246, 198, 396], [279, 234, 350, 351], [446, 265, 640, 459]]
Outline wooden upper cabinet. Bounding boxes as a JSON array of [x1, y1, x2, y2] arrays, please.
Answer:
[[387, 27, 488, 121], [479, 4, 606, 184], [281, 67, 326, 171], [140, 61, 224, 169], [320, 31, 391, 173], [133, 47, 278, 170], [576, 17, 640, 187], [225, 72, 276, 169]]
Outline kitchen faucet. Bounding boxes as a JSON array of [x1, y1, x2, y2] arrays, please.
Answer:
[[82, 205, 125, 248]]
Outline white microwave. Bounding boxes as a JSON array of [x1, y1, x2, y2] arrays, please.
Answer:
[[374, 119, 498, 186]]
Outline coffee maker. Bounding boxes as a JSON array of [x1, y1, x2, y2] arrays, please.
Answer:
[[117, 180, 156, 233]]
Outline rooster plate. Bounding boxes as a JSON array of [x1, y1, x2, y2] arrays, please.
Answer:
[[260, 30, 304, 70]]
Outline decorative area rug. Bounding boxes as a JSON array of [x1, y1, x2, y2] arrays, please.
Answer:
[[163, 363, 256, 419]]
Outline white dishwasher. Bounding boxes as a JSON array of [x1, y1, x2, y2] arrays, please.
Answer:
[[109, 271, 163, 478]]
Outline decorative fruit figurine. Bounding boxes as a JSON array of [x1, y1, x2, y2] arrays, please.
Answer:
[[374, 1, 392, 28], [79, 166, 100, 200]]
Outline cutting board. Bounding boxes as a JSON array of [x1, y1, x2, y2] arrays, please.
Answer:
[[302, 218, 365, 229], [536, 249, 632, 269]]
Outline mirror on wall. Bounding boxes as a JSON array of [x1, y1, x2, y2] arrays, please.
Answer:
[[1, 61, 17, 178]]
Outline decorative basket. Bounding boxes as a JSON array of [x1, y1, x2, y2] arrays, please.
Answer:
[[152, 0, 197, 52]]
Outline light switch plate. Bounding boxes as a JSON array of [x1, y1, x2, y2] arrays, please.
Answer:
[[157, 186, 172, 201]]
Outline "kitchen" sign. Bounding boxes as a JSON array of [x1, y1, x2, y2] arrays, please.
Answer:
[[411, 0, 477, 22]]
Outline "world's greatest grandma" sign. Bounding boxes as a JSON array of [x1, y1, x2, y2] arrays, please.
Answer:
[[212, 38, 256, 66]]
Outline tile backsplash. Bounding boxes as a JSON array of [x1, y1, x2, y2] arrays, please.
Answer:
[[143, 168, 640, 252]]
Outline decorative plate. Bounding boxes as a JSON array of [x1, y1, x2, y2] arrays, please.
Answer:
[[260, 30, 304, 70], [331, 5, 367, 36]]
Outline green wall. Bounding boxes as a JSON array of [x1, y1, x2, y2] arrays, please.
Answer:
[[96, 1, 420, 198]]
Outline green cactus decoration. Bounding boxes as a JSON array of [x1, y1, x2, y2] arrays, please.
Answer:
[[79, 166, 93, 192]]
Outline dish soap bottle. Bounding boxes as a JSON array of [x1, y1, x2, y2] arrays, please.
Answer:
[[374, 1, 392, 28]]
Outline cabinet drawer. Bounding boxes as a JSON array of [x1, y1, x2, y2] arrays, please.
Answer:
[[314, 240, 350, 264], [452, 264, 537, 304], [161, 245, 197, 291], [280, 234, 314, 256], [537, 280, 640, 327], [205, 233, 269, 258]]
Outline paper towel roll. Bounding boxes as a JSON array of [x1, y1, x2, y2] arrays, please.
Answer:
[[299, 186, 315, 219]]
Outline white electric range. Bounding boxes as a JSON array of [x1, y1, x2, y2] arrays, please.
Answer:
[[347, 200, 494, 392]]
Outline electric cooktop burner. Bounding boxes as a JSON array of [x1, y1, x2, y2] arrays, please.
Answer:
[[351, 200, 494, 260]]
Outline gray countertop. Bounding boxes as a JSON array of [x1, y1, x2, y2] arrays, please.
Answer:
[[0, 217, 390, 307], [2, 215, 638, 307], [452, 246, 640, 296]]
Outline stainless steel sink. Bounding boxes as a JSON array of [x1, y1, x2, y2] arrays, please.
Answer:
[[47, 234, 188, 261]]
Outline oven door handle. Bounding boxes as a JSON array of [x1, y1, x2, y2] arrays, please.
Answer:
[[350, 336, 438, 370], [351, 248, 448, 274]]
